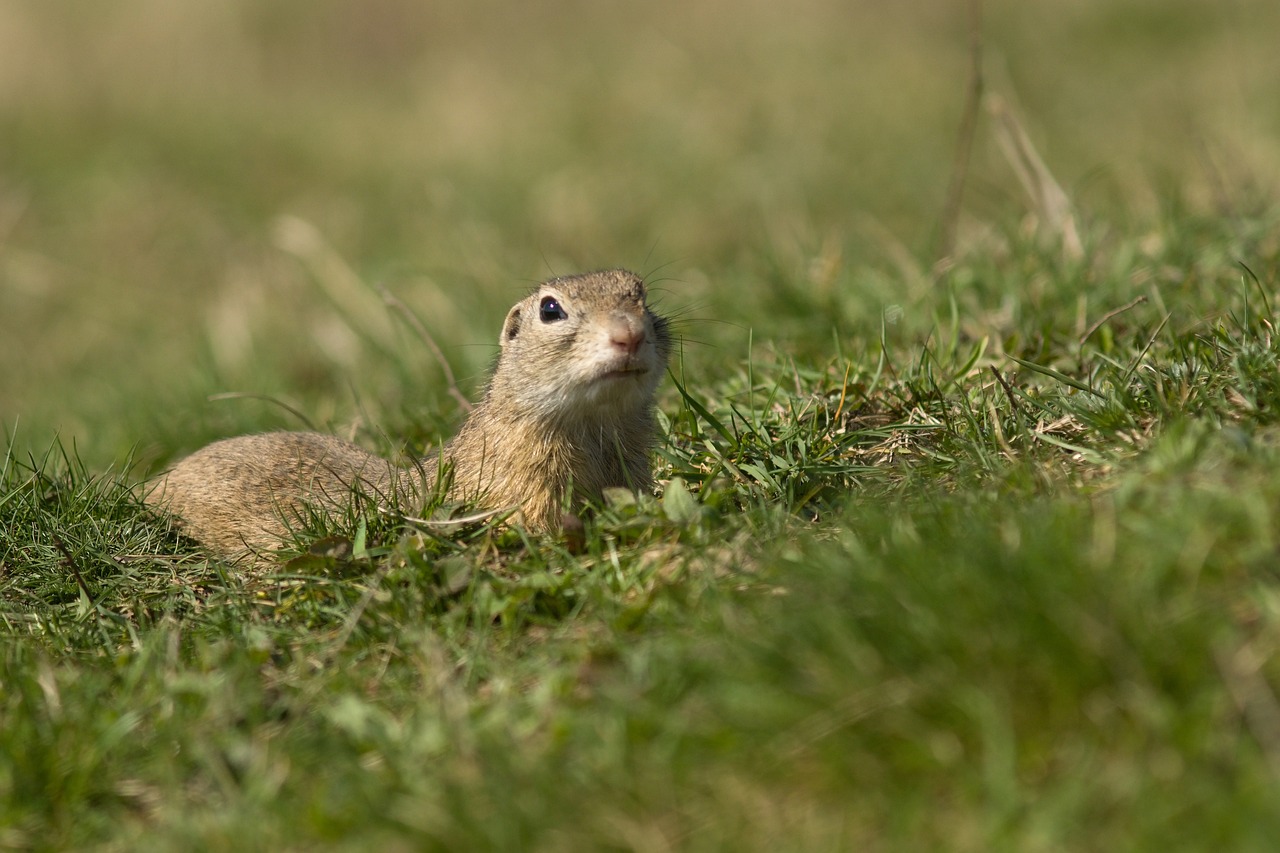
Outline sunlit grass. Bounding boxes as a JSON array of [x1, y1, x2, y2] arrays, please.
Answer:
[[3, 0, 1280, 848]]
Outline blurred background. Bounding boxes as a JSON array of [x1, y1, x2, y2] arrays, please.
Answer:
[[1, 0, 1277, 467]]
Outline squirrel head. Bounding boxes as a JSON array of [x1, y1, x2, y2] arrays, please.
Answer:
[[493, 269, 671, 423]]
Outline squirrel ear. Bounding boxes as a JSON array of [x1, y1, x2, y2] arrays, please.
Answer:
[[500, 305, 522, 346]]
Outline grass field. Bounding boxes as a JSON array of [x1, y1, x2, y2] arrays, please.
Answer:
[[4, 0, 1280, 848]]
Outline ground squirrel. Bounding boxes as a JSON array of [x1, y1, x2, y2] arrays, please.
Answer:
[[147, 269, 672, 563]]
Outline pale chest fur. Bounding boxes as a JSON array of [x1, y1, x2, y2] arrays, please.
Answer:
[[443, 407, 657, 530]]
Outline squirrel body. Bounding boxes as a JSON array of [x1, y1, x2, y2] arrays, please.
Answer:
[[148, 269, 671, 563]]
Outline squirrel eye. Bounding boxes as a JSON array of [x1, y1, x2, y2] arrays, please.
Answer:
[[539, 296, 568, 323]]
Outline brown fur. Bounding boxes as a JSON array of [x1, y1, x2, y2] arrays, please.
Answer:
[[147, 269, 671, 563]]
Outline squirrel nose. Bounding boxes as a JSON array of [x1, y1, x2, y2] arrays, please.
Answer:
[[609, 316, 647, 355]]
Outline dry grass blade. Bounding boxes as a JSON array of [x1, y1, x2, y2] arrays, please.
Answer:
[[206, 393, 316, 430], [936, 0, 985, 266], [378, 284, 474, 414], [988, 94, 1084, 262], [396, 504, 518, 529], [1080, 296, 1149, 345], [273, 215, 398, 347], [1216, 641, 1280, 778]]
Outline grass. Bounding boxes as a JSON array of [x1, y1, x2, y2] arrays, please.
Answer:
[[4, 0, 1280, 849], [6, 229, 1280, 848]]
